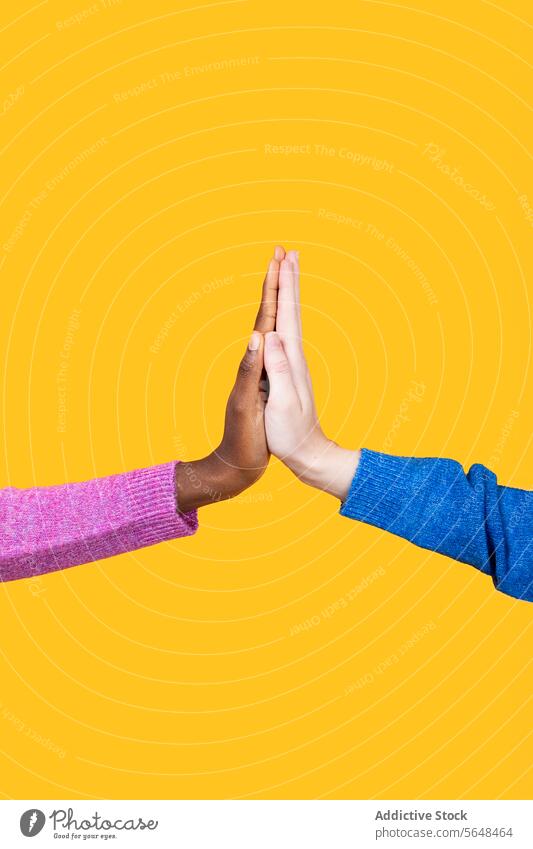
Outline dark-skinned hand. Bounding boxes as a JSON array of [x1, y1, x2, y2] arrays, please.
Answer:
[[175, 246, 285, 512]]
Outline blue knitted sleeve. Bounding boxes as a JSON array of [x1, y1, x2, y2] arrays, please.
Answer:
[[339, 448, 533, 602]]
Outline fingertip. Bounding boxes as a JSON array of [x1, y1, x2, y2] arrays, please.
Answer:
[[274, 245, 285, 261], [248, 331, 261, 351], [279, 257, 294, 285]]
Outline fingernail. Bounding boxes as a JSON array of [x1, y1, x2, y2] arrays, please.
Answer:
[[248, 331, 260, 351], [265, 331, 279, 347]]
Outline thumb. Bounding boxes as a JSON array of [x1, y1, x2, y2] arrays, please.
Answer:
[[234, 330, 264, 395], [264, 331, 297, 403]]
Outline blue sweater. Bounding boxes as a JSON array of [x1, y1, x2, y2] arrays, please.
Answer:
[[340, 448, 533, 602]]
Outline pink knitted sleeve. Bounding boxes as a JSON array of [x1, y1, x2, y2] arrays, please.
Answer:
[[0, 462, 198, 583]]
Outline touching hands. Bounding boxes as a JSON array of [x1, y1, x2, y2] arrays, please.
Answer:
[[177, 245, 359, 514]]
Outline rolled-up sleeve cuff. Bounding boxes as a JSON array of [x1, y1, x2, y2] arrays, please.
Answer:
[[123, 461, 199, 545], [339, 447, 417, 532]]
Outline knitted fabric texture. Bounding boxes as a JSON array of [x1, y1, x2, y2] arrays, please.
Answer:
[[340, 448, 532, 602], [0, 462, 198, 582]]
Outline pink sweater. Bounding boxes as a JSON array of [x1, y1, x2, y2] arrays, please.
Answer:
[[0, 462, 198, 583]]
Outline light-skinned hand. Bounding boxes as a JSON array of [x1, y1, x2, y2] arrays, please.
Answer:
[[263, 251, 360, 501]]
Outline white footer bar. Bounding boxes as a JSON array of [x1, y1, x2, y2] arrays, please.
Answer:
[[0, 799, 531, 848]]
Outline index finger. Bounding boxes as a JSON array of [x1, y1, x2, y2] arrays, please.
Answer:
[[253, 245, 285, 332]]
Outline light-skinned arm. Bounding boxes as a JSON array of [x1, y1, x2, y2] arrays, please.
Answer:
[[262, 251, 533, 603]]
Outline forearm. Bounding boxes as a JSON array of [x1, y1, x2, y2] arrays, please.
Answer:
[[339, 448, 533, 602], [0, 462, 198, 583]]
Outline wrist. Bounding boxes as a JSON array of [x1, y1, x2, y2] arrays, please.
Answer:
[[291, 440, 361, 502], [175, 449, 256, 513], [174, 453, 229, 513]]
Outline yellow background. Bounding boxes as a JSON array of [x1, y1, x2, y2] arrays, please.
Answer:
[[0, 0, 531, 800]]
